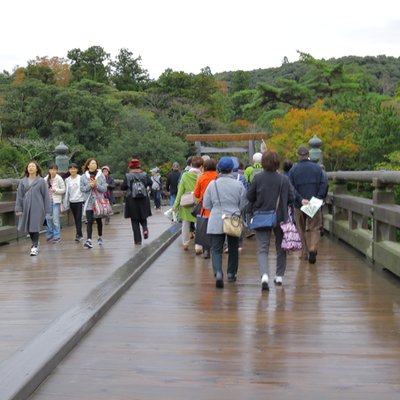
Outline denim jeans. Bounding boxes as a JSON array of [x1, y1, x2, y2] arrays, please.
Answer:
[[210, 234, 239, 277], [169, 194, 176, 207], [46, 203, 61, 240], [153, 190, 162, 209]]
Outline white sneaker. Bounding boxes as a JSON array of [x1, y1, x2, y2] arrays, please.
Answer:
[[30, 246, 39, 256], [97, 237, 103, 246], [84, 239, 93, 249], [274, 276, 283, 285], [261, 274, 269, 291]]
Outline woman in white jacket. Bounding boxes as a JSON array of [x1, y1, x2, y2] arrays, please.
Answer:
[[63, 163, 85, 241], [44, 163, 66, 243]]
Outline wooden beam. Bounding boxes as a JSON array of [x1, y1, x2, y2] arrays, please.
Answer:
[[186, 133, 268, 142], [200, 146, 248, 153]]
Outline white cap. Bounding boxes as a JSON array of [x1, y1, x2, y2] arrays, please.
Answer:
[[253, 152, 262, 163]]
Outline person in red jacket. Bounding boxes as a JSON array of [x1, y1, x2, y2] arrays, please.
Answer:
[[193, 158, 218, 258]]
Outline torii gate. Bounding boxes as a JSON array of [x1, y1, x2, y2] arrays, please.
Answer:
[[185, 133, 268, 163]]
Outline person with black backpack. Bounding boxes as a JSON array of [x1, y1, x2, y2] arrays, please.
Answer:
[[121, 158, 153, 245]]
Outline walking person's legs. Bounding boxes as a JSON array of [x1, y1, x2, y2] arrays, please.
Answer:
[[294, 208, 308, 260], [29, 232, 40, 255], [181, 220, 191, 249], [255, 229, 272, 290], [210, 234, 225, 288], [84, 210, 94, 248], [131, 219, 142, 244], [70, 202, 83, 239], [226, 235, 239, 281], [52, 203, 61, 241], [140, 219, 149, 239], [45, 206, 55, 241], [96, 217, 103, 245], [274, 226, 287, 284], [307, 210, 322, 263]]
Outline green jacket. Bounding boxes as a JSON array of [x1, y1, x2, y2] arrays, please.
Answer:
[[173, 170, 199, 222], [244, 163, 262, 183]]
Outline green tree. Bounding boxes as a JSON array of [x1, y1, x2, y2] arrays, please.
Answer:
[[229, 70, 251, 93], [111, 48, 150, 91], [0, 141, 26, 178], [25, 62, 56, 85], [99, 108, 188, 177], [67, 46, 111, 83], [354, 96, 400, 169], [0, 79, 59, 137]]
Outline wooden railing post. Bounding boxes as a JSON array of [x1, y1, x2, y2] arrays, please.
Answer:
[[372, 178, 396, 242]]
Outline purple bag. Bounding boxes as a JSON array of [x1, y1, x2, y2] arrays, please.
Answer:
[[280, 208, 302, 251]]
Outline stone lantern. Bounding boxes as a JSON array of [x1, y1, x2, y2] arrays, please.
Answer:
[[308, 135, 323, 165], [55, 142, 70, 174]]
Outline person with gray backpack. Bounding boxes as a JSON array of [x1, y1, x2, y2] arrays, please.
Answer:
[[121, 158, 152, 245]]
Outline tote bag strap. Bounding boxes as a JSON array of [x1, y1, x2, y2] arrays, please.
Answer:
[[214, 178, 223, 209], [274, 175, 283, 212]]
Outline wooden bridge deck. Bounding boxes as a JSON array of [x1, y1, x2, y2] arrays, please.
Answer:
[[21, 222, 400, 399], [0, 212, 173, 365]]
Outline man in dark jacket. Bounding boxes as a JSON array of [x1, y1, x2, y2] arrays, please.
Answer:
[[166, 162, 181, 206], [289, 146, 328, 264]]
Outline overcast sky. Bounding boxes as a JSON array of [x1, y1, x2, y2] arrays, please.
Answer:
[[1, 0, 399, 79]]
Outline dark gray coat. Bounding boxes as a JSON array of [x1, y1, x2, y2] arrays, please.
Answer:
[[15, 177, 51, 233], [247, 171, 293, 223]]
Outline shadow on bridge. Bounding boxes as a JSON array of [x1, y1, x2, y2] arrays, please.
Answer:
[[6, 216, 395, 399]]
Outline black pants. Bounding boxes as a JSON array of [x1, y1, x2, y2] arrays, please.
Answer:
[[210, 234, 239, 277], [130, 218, 148, 243], [70, 202, 83, 237], [86, 210, 103, 239], [29, 232, 39, 247]]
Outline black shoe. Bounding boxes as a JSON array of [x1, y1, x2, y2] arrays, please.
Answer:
[[308, 251, 317, 264], [215, 272, 224, 288], [143, 229, 149, 239], [227, 273, 237, 283]]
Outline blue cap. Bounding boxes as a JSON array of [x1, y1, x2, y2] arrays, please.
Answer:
[[218, 156, 234, 173]]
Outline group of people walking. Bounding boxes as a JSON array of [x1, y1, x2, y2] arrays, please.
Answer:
[[15, 158, 129, 255], [15, 146, 328, 293], [171, 146, 327, 291]]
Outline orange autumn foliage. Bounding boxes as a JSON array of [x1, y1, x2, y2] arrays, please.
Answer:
[[12, 57, 72, 87], [269, 100, 358, 170]]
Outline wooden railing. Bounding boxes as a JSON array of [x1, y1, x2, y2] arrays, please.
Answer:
[[0, 179, 125, 245], [324, 171, 400, 278]]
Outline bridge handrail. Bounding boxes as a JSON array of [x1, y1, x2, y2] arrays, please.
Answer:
[[327, 170, 400, 184], [323, 170, 400, 277]]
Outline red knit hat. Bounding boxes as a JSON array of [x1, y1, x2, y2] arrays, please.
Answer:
[[128, 159, 141, 169]]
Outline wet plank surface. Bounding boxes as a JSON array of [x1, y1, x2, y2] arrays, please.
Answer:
[[30, 234, 400, 399], [0, 210, 172, 363]]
